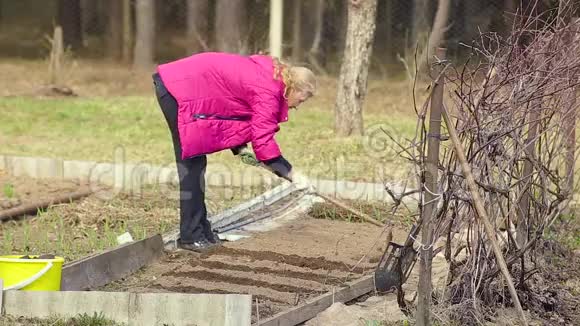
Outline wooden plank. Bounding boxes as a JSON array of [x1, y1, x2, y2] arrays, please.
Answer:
[[60, 234, 164, 291], [257, 275, 375, 326]]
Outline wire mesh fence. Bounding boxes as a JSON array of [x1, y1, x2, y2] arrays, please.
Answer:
[[0, 0, 544, 77]]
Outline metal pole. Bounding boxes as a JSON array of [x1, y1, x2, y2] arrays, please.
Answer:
[[269, 0, 283, 58]]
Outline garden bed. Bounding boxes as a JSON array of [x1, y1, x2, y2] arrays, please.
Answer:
[[102, 214, 399, 323], [0, 171, 90, 212]]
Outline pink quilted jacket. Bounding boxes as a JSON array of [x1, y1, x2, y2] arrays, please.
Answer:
[[156, 52, 289, 161]]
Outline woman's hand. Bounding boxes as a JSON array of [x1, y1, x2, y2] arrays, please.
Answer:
[[262, 156, 293, 181], [238, 148, 261, 167], [289, 170, 313, 191]]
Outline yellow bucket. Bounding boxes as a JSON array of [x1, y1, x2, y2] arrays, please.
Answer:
[[0, 255, 64, 291]]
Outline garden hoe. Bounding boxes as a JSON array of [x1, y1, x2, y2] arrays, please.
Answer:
[[374, 223, 420, 294]]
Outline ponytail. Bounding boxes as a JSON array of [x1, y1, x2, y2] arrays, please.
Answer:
[[272, 56, 317, 98]]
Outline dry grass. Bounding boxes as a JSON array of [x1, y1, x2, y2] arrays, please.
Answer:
[[0, 59, 425, 183], [0, 313, 120, 326], [0, 183, 266, 262], [308, 200, 415, 228], [0, 59, 426, 112]]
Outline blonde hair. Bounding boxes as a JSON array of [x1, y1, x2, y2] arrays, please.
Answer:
[[273, 57, 317, 98]]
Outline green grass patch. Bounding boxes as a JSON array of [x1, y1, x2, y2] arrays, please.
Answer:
[[0, 96, 416, 182], [545, 212, 580, 250], [2, 183, 15, 198], [0, 183, 266, 261], [0, 312, 121, 326]]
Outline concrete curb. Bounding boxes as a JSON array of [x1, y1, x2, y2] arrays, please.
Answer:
[[0, 154, 415, 203], [2, 291, 251, 326], [0, 154, 278, 189]]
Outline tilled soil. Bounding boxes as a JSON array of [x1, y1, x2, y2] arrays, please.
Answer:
[[104, 216, 399, 322], [0, 172, 89, 211], [202, 246, 368, 274]]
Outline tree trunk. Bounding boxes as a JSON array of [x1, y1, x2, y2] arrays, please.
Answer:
[[516, 69, 547, 246], [416, 48, 446, 326], [107, 0, 123, 60], [517, 100, 541, 247], [309, 0, 324, 55], [563, 86, 576, 200], [49, 26, 65, 85], [337, 0, 348, 62], [504, 0, 517, 31], [80, 0, 99, 36], [334, 0, 378, 137], [122, 0, 132, 63], [133, 0, 155, 69], [187, 0, 209, 54], [291, 0, 302, 62], [460, 0, 481, 45], [385, 0, 394, 61], [563, 17, 580, 205], [307, 0, 325, 73], [215, 0, 246, 53], [412, 0, 430, 49], [269, 0, 284, 58], [427, 0, 450, 58], [416, 0, 451, 75], [58, 0, 82, 51]]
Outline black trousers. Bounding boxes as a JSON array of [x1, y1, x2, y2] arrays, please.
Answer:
[[153, 73, 212, 243]]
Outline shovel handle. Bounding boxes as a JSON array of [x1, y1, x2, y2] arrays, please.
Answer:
[[259, 165, 383, 226], [259, 163, 293, 182], [315, 192, 384, 227]]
